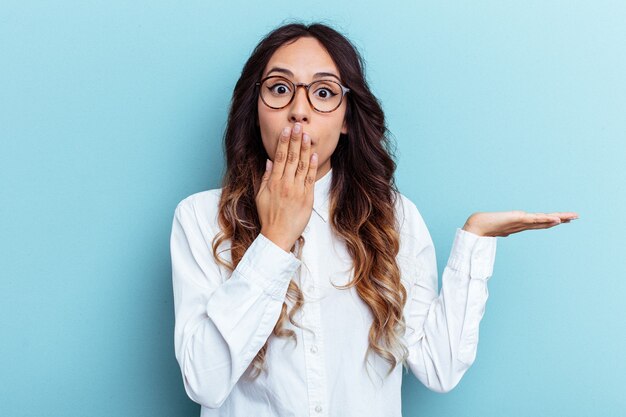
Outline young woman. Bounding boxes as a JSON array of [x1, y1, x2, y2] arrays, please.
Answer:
[[170, 22, 578, 417]]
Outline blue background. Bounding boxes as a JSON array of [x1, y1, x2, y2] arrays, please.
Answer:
[[2, 1, 625, 416]]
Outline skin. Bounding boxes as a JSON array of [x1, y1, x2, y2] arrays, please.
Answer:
[[462, 211, 579, 237], [257, 36, 348, 182], [255, 36, 348, 252], [254, 36, 579, 251]]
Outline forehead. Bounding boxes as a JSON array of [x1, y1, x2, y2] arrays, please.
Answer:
[[262, 37, 340, 79]]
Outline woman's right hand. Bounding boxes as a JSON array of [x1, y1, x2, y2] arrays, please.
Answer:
[[255, 122, 319, 252]]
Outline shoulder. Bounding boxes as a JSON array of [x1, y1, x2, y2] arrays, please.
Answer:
[[176, 188, 222, 212], [393, 190, 434, 254], [393, 191, 426, 232], [173, 188, 223, 231]]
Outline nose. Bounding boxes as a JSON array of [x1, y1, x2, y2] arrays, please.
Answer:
[[288, 85, 310, 124]]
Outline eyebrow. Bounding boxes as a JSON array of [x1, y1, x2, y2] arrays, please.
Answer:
[[265, 66, 342, 82]]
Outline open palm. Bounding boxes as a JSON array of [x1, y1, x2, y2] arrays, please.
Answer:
[[462, 211, 580, 237]]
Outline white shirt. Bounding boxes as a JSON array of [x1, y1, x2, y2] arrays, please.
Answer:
[[170, 168, 498, 417]]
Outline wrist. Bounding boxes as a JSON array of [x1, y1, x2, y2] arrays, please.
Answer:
[[260, 229, 294, 253], [462, 221, 485, 237]]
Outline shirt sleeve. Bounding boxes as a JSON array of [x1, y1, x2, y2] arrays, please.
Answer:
[[170, 198, 302, 408], [402, 204, 497, 393]]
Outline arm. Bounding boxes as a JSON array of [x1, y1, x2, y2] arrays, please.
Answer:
[[170, 199, 302, 407], [403, 209, 497, 393]]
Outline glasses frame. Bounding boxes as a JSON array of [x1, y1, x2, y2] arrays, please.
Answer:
[[255, 75, 350, 113]]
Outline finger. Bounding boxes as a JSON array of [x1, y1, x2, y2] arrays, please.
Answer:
[[295, 132, 311, 185], [529, 213, 562, 224], [532, 211, 580, 224], [271, 126, 292, 180], [259, 158, 272, 194], [304, 152, 318, 192], [504, 215, 573, 234], [518, 220, 564, 232], [282, 122, 303, 181], [547, 212, 580, 220]]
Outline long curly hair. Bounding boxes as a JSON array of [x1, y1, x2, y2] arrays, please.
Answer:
[[211, 21, 408, 380]]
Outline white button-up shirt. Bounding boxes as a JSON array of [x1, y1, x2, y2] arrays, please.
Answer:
[[170, 168, 497, 417]]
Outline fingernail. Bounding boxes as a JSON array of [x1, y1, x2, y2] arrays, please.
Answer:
[[303, 133, 310, 143], [294, 123, 301, 133], [311, 153, 317, 162], [266, 159, 271, 170], [282, 127, 290, 136]]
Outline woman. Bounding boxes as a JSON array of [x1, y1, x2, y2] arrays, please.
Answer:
[[170, 22, 578, 416]]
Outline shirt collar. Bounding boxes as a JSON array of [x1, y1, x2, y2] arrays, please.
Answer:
[[313, 168, 332, 223]]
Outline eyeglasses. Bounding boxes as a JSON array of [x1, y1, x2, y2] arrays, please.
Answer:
[[255, 75, 350, 113]]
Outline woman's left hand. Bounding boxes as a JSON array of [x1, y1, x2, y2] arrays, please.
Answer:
[[462, 211, 580, 237]]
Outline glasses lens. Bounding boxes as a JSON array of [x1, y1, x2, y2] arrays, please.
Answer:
[[260, 77, 344, 112], [309, 80, 343, 112], [260, 77, 293, 109]]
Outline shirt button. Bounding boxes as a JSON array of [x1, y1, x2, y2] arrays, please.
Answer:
[[315, 405, 323, 413], [310, 345, 318, 354]]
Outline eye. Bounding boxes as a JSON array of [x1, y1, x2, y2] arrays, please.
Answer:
[[312, 81, 340, 100], [267, 81, 292, 96], [314, 88, 335, 99]]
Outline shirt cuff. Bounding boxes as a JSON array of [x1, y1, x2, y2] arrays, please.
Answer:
[[447, 228, 497, 281], [235, 233, 303, 300]]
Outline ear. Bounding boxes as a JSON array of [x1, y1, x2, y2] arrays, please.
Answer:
[[341, 118, 348, 135]]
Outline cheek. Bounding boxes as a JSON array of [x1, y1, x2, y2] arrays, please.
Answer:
[[263, 137, 278, 159], [259, 129, 275, 158], [257, 106, 279, 157], [315, 135, 340, 159]]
